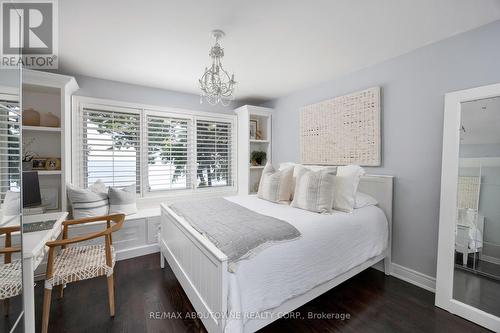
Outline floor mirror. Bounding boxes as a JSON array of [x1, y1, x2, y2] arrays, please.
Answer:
[[437, 83, 500, 332], [0, 58, 23, 331]]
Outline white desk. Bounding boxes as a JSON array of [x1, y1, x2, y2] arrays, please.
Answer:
[[22, 212, 68, 333]]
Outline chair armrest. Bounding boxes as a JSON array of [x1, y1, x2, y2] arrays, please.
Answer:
[[62, 214, 124, 227], [46, 229, 110, 248], [0, 246, 21, 254], [0, 226, 20, 235]]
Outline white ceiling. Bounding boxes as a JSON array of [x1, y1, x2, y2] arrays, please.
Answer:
[[59, 0, 500, 101], [461, 96, 500, 145]]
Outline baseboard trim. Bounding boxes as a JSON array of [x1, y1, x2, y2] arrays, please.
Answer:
[[116, 244, 159, 261], [481, 254, 500, 266], [390, 263, 436, 293]]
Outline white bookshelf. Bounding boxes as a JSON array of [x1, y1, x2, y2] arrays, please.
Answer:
[[234, 105, 273, 195], [22, 70, 79, 212]]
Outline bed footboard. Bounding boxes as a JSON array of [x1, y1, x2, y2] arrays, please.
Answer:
[[160, 204, 228, 333]]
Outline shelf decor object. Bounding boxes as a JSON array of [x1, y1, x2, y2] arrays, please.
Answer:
[[300, 86, 381, 166], [234, 105, 273, 195], [199, 29, 237, 106], [22, 108, 40, 126]]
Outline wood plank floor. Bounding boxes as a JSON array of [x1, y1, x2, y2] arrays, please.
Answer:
[[31, 253, 490, 333]]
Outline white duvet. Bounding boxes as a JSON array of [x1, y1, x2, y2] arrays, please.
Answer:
[[223, 195, 388, 333]]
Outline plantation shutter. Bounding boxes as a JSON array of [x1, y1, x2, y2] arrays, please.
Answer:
[[80, 107, 141, 192], [196, 119, 234, 188], [146, 114, 191, 191], [0, 99, 21, 202]]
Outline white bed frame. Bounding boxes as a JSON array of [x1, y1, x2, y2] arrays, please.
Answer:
[[159, 174, 393, 333]]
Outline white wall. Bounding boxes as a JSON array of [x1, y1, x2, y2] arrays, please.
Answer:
[[263, 20, 500, 278]]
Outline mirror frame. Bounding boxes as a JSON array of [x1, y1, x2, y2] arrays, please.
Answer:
[[436, 82, 500, 332]]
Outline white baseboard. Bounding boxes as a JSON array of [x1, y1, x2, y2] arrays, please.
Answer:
[[116, 244, 159, 261], [390, 263, 436, 293], [481, 254, 500, 266]]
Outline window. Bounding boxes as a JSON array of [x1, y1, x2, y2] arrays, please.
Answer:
[[80, 107, 141, 192], [196, 119, 233, 188], [75, 99, 235, 197], [146, 114, 190, 191], [0, 99, 21, 202]]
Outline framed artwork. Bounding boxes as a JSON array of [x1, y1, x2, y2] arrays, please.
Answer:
[[40, 187, 59, 210], [300, 86, 381, 166], [250, 119, 258, 139], [45, 157, 61, 170], [32, 158, 47, 170]]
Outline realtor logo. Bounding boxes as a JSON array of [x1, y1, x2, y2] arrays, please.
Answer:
[[1, 0, 58, 68]]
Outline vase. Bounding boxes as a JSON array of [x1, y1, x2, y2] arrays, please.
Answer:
[[23, 161, 33, 171], [41, 112, 60, 127], [22, 108, 40, 126]]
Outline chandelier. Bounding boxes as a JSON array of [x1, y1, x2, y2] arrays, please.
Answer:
[[199, 30, 236, 106]]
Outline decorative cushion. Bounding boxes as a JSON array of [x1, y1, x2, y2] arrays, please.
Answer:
[[354, 192, 378, 209], [2, 190, 20, 216], [67, 183, 109, 219], [291, 168, 336, 213], [108, 184, 137, 215], [0, 260, 22, 300], [279, 163, 337, 200], [257, 164, 294, 203], [333, 165, 366, 213], [44, 244, 115, 290]]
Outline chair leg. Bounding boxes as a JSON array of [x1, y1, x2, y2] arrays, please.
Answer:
[[107, 274, 115, 317], [57, 284, 64, 299], [41, 288, 52, 333], [3, 299, 9, 316]]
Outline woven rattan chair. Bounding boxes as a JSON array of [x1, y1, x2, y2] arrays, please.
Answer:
[[41, 214, 125, 333], [0, 226, 22, 317]]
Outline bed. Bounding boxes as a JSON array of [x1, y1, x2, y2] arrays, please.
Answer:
[[159, 174, 393, 333]]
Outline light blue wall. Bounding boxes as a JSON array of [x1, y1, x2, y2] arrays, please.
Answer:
[[263, 20, 500, 277], [71, 74, 241, 114], [460, 144, 500, 158]]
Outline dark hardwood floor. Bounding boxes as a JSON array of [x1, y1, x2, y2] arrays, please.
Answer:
[[30, 253, 490, 333]]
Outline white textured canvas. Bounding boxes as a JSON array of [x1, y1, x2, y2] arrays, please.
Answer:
[[457, 176, 480, 210], [300, 87, 381, 166]]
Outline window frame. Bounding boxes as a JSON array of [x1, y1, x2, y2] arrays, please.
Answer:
[[72, 96, 237, 200]]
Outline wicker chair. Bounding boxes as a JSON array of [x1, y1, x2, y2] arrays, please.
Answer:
[[0, 226, 22, 317], [42, 214, 125, 333]]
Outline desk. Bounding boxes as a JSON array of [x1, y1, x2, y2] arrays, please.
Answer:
[[22, 212, 68, 333]]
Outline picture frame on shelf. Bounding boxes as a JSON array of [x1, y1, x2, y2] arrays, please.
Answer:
[[32, 158, 47, 170], [45, 157, 61, 170], [40, 187, 59, 210], [250, 119, 258, 139]]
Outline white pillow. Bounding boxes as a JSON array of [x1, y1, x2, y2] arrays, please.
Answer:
[[279, 163, 337, 200], [2, 190, 20, 216], [108, 184, 137, 215], [333, 165, 365, 213], [291, 168, 336, 214], [67, 184, 109, 219], [354, 192, 378, 209], [257, 164, 294, 203]]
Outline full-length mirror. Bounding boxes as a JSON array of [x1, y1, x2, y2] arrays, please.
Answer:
[[454, 96, 500, 316], [0, 65, 23, 329]]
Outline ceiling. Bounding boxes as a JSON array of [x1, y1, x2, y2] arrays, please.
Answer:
[[461, 96, 500, 145], [59, 0, 500, 101]]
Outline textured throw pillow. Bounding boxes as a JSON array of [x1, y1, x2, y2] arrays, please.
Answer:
[[108, 184, 137, 215], [257, 164, 294, 203], [333, 165, 366, 213], [291, 168, 336, 213], [2, 190, 20, 216], [67, 184, 109, 219], [354, 192, 378, 209], [279, 163, 337, 200]]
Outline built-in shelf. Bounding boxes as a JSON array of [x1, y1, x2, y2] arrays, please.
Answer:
[[23, 126, 61, 132], [37, 170, 62, 176], [250, 165, 265, 169], [250, 139, 269, 143]]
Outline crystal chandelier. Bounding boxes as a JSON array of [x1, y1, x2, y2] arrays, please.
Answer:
[[199, 30, 236, 106]]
